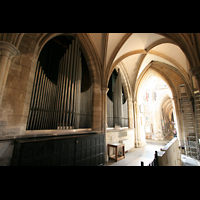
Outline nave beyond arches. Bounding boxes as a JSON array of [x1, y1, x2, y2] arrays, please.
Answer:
[[0, 33, 200, 164], [135, 69, 178, 147]]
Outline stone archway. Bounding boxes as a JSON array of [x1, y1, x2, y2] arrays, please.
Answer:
[[105, 61, 134, 129], [33, 33, 103, 131], [35, 33, 101, 86], [33, 33, 102, 131], [104, 33, 196, 149], [134, 69, 175, 146], [133, 60, 192, 147], [103, 62, 135, 162]]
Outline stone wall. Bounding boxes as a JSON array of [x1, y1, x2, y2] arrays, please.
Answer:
[[0, 52, 37, 137], [105, 128, 134, 161]]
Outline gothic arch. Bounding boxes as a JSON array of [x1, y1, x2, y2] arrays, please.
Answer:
[[134, 66, 176, 146], [114, 62, 133, 100], [134, 62, 177, 101], [134, 60, 194, 102], [18, 33, 101, 85], [134, 60, 192, 146], [0, 33, 103, 135], [27, 33, 103, 131], [0, 33, 24, 48]]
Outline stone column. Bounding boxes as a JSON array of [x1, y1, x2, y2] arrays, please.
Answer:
[[127, 98, 134, 129], [134, 100, 142, 147], [134, 101, 138, 147], [134, 100, 146, 148], [0, 41, 19, 107], [101, 87, 109, 134], [101, 87, 109, 162], [172, 96, 183, 143], [92, 83, 102, 131]]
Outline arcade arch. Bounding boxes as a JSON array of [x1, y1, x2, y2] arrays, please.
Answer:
[[105, 33, 194, 148], [135, 71, 177, 146], [0, 33, 102, 136]]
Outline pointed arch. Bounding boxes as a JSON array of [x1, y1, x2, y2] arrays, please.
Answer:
[[134, 60, 193, 102], [28, 33, 102, 85], [3, 33, 103, 135]]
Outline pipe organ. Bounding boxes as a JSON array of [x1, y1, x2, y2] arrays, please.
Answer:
[[113, 69, 123, 126], [26, 37, 82, 130], [107, 69, 128, 127]]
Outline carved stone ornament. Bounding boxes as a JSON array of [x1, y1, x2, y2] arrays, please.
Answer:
[[0, 41, 19, 58]]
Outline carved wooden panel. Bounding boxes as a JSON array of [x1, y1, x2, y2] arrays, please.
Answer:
[[11, 133, 105, 166]]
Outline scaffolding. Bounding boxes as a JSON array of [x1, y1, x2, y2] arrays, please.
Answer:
[[179, 85, 199, 160], [194, 93, 200, 159]]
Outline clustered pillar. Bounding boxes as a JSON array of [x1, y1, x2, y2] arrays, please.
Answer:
[[0, 41, 19, 107]]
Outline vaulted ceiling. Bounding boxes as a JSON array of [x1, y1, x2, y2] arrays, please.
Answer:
[[88, 33, 196, 93], [0, 32, 198, 95]]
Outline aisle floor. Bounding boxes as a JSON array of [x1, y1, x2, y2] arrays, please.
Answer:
[[105, 140, 168, 166]]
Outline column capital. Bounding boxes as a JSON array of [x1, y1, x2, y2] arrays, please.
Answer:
[[127, 97, 133, 103], [189, 65, 200, 79], [0, 41, 19, 59], [101, 87, 109, 93]]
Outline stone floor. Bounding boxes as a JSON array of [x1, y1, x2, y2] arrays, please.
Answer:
[[105, 139, 169, 166], [181, 154, 200, 166]]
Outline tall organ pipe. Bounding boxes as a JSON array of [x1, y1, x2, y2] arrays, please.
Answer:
[[62, 47, 70, 129], [69, 40, 78, 128], [26, 62, 40, 130], [29, 66, 42, 130], [113, 69, 122, 127]]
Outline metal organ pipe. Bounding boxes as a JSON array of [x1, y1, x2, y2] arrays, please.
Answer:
[[60, 50, 68, 129], [62, 48, 70, 129], [66, 40, 74, 129], [65, 44, 72, 129], [26, 61, 40, 130], [69, 40, 78, 129], [74, 52, 82, 129], [30, 66, 43, 130], [113, 69, 122, 127], [26, 37, 82, 130]]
